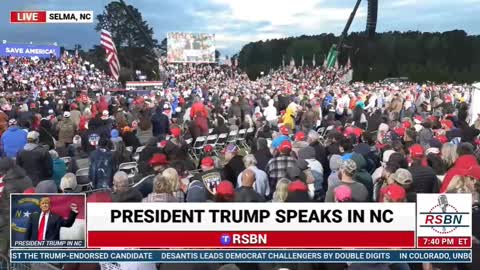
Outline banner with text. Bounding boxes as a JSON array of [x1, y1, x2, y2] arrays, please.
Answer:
[[87, 202, 416, 248], [0, 43, 60, 58]]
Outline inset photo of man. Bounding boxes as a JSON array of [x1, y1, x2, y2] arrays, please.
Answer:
[[11, 194, 86, 248]]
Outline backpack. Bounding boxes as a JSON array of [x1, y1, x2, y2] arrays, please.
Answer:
[[90, 150, 114, 189]]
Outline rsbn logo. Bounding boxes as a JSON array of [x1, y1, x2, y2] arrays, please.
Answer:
[[420, 195, 468, 234], [220, 234, 231, 245]]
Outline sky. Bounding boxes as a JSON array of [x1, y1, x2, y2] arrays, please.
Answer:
[[1, 0, 480, 56]]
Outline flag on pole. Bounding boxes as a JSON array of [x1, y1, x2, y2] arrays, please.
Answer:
[[290, 57, 295, 67], [75, 49, 79, 58], [282, 55, 285, 68], [301, 55, 304, 67], [322, 55, 327, 68], [234, 57, 238, 67], [326, 45, 338, 69], [100, 29, 120, 80], [312, 54, 316, 66], [346, 56, 351, 70]]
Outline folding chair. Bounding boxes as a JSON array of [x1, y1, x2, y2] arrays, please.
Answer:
[[236, 129, 248, 150], [76, 158, 90, 169], [191, 136, 207, 159], [316, 127, 325, 137], [215, 133, 228, 154], [76, 168, 92, 192], [118, 162, 139, 186], [226, 130, 238, 146], [205, 134, 218, 153], [133, 146, 145, 162], [125, 146, 133, 160], [183, 138, 194, 159], [132, 174, 155, 189]]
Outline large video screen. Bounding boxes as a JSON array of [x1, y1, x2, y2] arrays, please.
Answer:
[[167, 32, 215, 63]]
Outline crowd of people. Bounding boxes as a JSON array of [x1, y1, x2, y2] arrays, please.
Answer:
[[0, 53, 479, 270]]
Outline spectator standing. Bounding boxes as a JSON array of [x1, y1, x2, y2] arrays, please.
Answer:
[[16, 131, 53, 186], [1, 119, 27, 159]]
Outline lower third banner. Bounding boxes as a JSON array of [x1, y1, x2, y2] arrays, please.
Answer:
[[11, 250, 472, 263]]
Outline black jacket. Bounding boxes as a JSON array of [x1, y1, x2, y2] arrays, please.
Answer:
[[16, 144, 53, 186], [408, 162, 439, 194], [222, 155, 245, 185], [26, 210, 77, 240], [254, 148, 273, 172]]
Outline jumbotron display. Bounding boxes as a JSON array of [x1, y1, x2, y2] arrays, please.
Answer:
[[167, 32, 215, 63]]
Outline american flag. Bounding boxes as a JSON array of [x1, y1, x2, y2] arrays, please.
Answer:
[[100, 29, 120, 80]]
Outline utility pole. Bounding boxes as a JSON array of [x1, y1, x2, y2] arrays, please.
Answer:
[[336, 0, 362, 54]]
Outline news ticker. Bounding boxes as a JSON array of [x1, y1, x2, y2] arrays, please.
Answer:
[[10, 250, 472, 263], [10, 11, 93, 24]]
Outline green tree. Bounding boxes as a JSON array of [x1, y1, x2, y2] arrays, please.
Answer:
[[238, 30, 480, 83], [96, 1, 159, 81]]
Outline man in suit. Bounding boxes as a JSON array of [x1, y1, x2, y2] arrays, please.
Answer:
[[25, 197, 78, 241]]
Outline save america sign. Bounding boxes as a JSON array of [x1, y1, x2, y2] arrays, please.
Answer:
[[0, 44, 60, 58]]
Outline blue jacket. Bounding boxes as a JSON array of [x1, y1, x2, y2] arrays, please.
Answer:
[[52, 158, 67, 187], [1, 126, 27, 158], [89, 148, 116, 189], [151, 109, 170, 137]]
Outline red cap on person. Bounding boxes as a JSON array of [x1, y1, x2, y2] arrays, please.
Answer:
[[409, 144, 425, 159], [441, 119, 454, 129], [204, 144, 214, 153], [382, 184, 406, 202], [288, 180, 308, 192], [158, 140, 168, 148], [353, 127, 363, 138], [149, 154, 169, 167], [280, 125, 289, 135], [70, 103, 78, 110], [414, 115, 423, 124], [279, 140, 292, 153], [436, 135, 448, 144], [402, 121, 412, 129], [170, 127, 181, 138], [393, 127, 405, 137], [294, 131, 305, 141], [30, 103, 36, 109], [201, 156, 215, 167], [216, 181, 234, 196], [428, 116, 438, 122], [23, 187, 36, 194]]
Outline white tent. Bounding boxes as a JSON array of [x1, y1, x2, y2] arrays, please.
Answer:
[[469, 82, 480, 125]]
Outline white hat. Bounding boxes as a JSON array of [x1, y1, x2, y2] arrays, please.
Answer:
[[48, 109, 54, 115], [58, 100, 64, 105], [63, 111, 71, 118], [102, 110, 109, 116], [27, 131, 39, 141], [163, 104, 169, 109], [43, 100, 49, 105]]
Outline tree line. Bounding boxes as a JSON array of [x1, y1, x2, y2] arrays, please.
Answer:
[[238, 30, 480, 83]]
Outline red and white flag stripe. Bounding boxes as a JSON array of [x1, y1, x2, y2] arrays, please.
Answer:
[[100, 29, 120, 80]]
